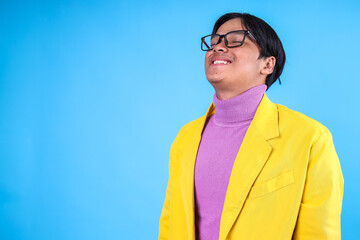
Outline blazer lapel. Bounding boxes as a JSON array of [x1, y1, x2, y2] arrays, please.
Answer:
[[219, 93, 279, 240], [179, 93, 279, 240], [179, 103, 214, 240]]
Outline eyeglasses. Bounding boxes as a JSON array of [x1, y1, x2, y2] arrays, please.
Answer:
[[201, 30, 257, 51]]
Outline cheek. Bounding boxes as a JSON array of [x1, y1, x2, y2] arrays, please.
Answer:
[[234, 51, 258, 69]]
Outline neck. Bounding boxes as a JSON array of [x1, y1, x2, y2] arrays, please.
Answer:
[[214, 84, 267, 100], [213, 84, 267, 125]]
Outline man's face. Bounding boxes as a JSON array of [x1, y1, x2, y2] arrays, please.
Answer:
[[205, 18, 264, 92]]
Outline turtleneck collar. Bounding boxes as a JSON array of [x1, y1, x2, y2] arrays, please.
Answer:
[[213, 84, 267, 126]]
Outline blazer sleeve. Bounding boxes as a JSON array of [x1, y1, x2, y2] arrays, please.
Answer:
[[293, 128, 345, 240], [158, 139, 176, 240], [159, 177, 171, 240]]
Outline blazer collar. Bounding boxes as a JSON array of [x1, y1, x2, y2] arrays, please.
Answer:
[[205, 93, 279, 140], [179, 93, 279, 240]]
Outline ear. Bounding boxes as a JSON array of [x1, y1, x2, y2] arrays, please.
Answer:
[[260, 56, 276, 75]]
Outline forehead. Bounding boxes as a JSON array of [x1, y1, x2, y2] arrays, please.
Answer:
[[216, 18, 245, 34]]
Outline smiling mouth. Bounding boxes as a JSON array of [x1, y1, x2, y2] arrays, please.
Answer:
[[212, 60, 232, 65]]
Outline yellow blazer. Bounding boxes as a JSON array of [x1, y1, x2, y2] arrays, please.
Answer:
[[159, 93, 344, 240]]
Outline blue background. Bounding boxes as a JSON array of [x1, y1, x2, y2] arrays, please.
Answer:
[[1, 0, 359, 239]]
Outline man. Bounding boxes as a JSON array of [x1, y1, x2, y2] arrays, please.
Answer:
[[159, 12, 344, 240]]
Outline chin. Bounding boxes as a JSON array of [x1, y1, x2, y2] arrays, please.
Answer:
[[206, 74, 225, 84], [207, 79, 225, 87]]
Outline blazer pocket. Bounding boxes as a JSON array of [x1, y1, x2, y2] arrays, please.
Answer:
[[248, 170, 295, 199]]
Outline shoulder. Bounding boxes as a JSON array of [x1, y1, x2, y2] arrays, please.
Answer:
[[275, 103, 331, 142], [170, 114, 207, 151]]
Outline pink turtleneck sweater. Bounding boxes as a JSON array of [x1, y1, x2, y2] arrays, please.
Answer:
[[194, 84, 268, 240]]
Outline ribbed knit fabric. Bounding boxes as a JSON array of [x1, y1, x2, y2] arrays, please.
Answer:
[[194, 84, 267, 240]]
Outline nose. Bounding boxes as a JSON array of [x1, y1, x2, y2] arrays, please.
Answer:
[[212, 36, 227, 52]]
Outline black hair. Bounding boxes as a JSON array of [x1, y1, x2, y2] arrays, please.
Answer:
[[212, 12, 286, 90]]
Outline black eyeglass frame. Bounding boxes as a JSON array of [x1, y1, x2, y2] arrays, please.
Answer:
[[201, 30, 258, 51]]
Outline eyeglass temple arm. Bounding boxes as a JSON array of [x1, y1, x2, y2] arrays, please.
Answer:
[[202, 39, 211, 49], [247, 31, 257, 42]]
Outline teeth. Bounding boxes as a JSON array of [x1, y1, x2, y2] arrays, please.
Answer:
[[213, 60, 231, 64]]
